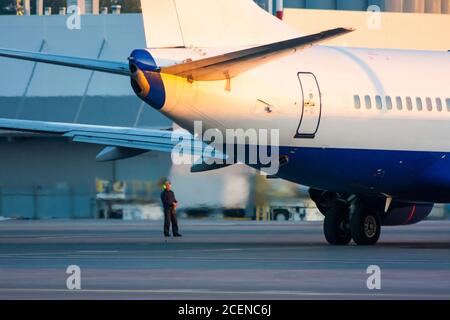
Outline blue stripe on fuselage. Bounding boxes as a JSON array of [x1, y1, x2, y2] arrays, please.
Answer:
[[254, 147, 450, 203]]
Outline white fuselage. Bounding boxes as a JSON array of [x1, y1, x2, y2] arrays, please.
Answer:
[[147, 46, 450, 202], [152, 46, 450, 153]]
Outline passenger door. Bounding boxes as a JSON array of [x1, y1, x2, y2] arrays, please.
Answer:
[[296, 73, 322, 138]]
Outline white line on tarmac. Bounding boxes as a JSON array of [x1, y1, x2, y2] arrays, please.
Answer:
[[1, 253, 449, 266], [76, 251, 119, 253]]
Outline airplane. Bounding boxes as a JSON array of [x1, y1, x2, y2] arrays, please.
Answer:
[[0, 0, 449, 246]]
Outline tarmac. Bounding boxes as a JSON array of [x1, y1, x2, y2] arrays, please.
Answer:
[[0, 219, 449, 300]]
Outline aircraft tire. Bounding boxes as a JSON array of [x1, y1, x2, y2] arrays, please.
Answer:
[[323, 205, 351, 245], [350, 203, 381, 245]]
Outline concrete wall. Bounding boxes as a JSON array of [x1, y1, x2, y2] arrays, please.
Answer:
[[0, 136, 172, 219], [0, 137, 171, 188]]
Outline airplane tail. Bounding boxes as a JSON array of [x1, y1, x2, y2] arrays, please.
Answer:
[[0, 0, 354, 83], [140, 0, 301, 49]]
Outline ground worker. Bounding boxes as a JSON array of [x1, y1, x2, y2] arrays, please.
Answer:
[[160, 181, 182, 237]]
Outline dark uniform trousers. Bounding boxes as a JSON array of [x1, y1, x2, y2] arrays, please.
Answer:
[[161, 189, 179, 235], [164, 206, 179, 235]]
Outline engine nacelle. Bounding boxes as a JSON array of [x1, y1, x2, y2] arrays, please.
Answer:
[[309, 189, 434, 226], [381, 203, 434, 226], [363, 197, 434, 226]]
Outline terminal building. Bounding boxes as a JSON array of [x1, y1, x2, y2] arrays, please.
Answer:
[[0, 0, 449, 219]]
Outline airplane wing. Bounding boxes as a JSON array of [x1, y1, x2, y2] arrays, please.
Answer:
[[0, 48, 131, 76], [160, 27, 354, 81], [0, 118, 226, 162]]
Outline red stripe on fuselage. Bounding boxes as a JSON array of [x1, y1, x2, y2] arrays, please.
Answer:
[[403, 205, 417, 225]]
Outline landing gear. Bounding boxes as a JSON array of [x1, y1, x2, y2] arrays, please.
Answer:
[[309, 188, 340, 216], [323, 206, 351, 245], [311, 187, 382, 245], [350, 202, 381, 245]]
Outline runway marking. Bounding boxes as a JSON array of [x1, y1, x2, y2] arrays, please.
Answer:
[[76, 251, 119, 253], [0, 288, 448, 299], [0, 252, 73, 257], [1, 253, 448, 263], [1, 252, 450, 266], [176, 257, 450, 264], [201, 248, 243, 252]]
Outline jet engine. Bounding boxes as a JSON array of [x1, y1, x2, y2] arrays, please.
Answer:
[[361, 197, 434, 226]]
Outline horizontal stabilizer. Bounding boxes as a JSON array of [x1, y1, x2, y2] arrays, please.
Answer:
[[0, 48, 130, 76], [161, 28, 354, 81], [1, 28, 353, 82]]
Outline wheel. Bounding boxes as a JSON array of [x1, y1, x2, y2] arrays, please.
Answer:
[[273, 209, 289, 221], [350, 203, 381, 245], [323, 205, 351, 245], [275, 213, 287, 221]]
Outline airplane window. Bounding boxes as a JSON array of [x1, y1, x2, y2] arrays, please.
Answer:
[[416, 97, 423, 111], [365, 95, 372, 109], [406, 97, 413, 111], [375, 95, 383, 110], [396, 96, 403, 110], [446, 98, 450, 111], [386, 96, 393, 110], [353, 95, 361, 109], [436, 98, 443, 112], [425, 98, 433, 111]]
